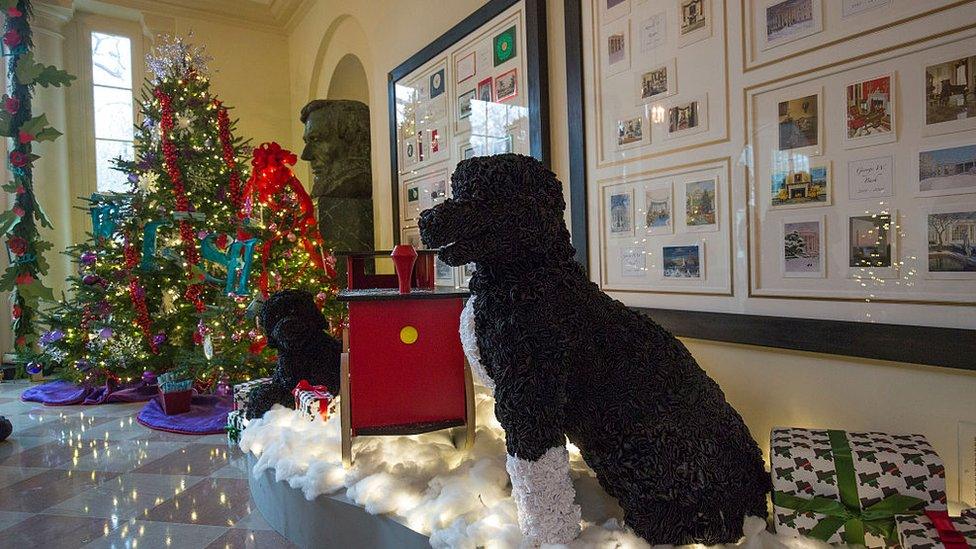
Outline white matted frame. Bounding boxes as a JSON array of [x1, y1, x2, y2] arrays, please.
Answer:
[[922, 202, 976, 280], [758, 0, 824, 52], [782, 213, 827, 278]]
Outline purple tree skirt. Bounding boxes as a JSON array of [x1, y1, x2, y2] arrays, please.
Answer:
[[21, 380, 157, 406], [137, 394, 232, 435]]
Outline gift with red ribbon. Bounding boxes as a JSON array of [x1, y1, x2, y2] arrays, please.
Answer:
[[896, 509, 976, 548], [292, 379, 334, 422]]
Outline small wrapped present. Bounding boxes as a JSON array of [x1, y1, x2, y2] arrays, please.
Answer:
[[771, 427, 947, 548], [232, 377, 272, 412], [226, 409, 249, 445], [896, 509, 976, 549], [292, 379, 334, 422]]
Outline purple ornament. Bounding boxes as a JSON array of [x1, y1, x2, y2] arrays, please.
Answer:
[[82, 274, 99, 285], [75, 359, 91, 372], [197, 230, 208, 240], [128, 173, 139, 184], [215, 374, 231, 397], [80, 250, 97, 265], [25, 361, 42, 375], [133, 286, 145, 300], [98, 327, 113, 340], [152, 333, 166, 346], [141, 370, 157, 385], [39, 329, 63, 346]]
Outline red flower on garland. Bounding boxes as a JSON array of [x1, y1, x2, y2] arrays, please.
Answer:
[[7, 7, 22, 17], [15, 335, 25, 347], [12, 205, 24, 218], [18, 131, 32, 144], [11, 305, 21, 319], [15, 271, 33, 285], [7, 235, 27, 255], [4, 96, 19, 114], [3, 29, 20, 47], [9, 150, 28, 167], [15, 184, 23, 194]]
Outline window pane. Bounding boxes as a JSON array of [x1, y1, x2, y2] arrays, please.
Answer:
[[95, 139, 133, 193], [93, 86, 133, 140], [91, 32, 132, 88]]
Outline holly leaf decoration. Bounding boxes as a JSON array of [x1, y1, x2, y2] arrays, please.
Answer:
[[0, 111, 10, 137], [18, 114, 62, 143], [14, 52, 76, 88], [0, 267, 16, 292], [0, 209, 18, 234], [1, 180, 17, 193], [0, 0, 19, 11], [17, 278, 55, 302], [33, 200, 51, 229]]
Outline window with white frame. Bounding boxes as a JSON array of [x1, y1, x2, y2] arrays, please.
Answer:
[[90, 31, 134, 193]]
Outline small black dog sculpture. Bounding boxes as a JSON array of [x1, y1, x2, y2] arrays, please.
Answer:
[[244, 289, 342, 420], [419, 155, 770, 545]]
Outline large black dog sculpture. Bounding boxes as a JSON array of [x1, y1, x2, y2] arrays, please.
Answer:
[[419, 155, 770, 545], [245, 289, 342, 419]]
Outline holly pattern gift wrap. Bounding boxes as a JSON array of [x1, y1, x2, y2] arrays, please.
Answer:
[[232, 377, 271, 412], [896, 509, 976, 548], [771, 427, 947, 548], [292, 379, 335, 422], [225, 409, 248, 445]]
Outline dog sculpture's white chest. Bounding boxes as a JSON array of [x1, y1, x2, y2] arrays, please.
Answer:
[[459, 295, 494, 391]]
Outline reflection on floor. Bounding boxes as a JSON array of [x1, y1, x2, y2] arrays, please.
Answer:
[[0, 380, 295, 549]]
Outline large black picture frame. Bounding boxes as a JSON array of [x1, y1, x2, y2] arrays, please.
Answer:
[[388, 0, 551, 244], [561, 1, 974, 371]]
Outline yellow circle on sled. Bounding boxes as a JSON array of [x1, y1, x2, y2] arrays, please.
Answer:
[[399, 325, 419, 345]]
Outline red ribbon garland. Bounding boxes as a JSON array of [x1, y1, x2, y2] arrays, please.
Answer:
[[123, 238, 157, 354], [215, 101, 242, 212], [924, 510, 969, 549], [154, 88, 205, 313], [241, 142, 336, 297]]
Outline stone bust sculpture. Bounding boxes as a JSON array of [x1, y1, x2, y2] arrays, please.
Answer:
[[300, 99, 374, 282]]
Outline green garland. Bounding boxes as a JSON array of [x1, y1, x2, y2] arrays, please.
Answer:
[[0, 0, 74, 353]]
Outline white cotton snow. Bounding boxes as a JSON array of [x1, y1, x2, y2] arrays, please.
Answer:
[[239, 388, 837, 549]]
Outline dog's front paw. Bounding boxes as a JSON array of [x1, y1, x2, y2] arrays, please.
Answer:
[[506, 446, 581, 545]]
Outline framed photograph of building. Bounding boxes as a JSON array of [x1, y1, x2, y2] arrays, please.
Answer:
[[760, 0, 823, 51], [662, 243, 704, 279], [495, 68, 518, 102], [777, 90, 822, 155], [916, 141, 976, 198], [635, 58, 676, 105], [643, 180, 673, 235], [665, 94, 708, 139], [607, 188, 635, 237], [924, 204, 976, 279], [848, 210, 898, 279], [683, 178, 718, 232], [603, 18, 631, 76], [844, 72, 896, 149], [770, 162, 830, 209], [782, 215, 825, 278], [678, 0, 711, 48], [924, 54, 976, 136], [616, 113, 648, 149]]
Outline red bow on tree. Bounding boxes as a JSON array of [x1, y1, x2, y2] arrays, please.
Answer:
[[251, 142, 297, 172]]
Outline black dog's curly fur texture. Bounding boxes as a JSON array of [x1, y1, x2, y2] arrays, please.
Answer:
[[244, 289, 342, 420], [419, 154, 771, 545]]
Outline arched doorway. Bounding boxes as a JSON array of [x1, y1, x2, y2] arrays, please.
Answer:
[[327, 54, 369, 104]]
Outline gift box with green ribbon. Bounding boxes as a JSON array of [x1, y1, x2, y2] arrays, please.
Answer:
[[896, 508, 976, 548], [771, 427, 947, 548]]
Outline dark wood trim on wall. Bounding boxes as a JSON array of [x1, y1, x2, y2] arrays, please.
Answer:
[[637, 307, 976, 372], [564, 0, 588, 271], [388, 0, 551, 243]]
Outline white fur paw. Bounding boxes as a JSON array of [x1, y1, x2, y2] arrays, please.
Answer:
[[460, 296, 494, 391], [506, 446, 582, 545]]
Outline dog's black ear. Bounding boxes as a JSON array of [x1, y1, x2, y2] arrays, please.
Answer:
[[268, 315, 311, 351]]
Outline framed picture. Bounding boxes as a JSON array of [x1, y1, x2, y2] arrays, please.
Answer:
[[662, 243, 704, 279], [615, 114, 647, 149], [841, 0, 890, 18], [389, 0, 551, 243], [924, 54, 976, 136], [683, 178, 718, 232], [777, 90, 822, 155], [603, 19, 630, 76], [637, 12, 666, 53], [456, 51, 476, 84], [620, 247, 647, 278], [760, 0, 823, 51], [848, 156, 894, 200], [770, 162, 831, 209], [600, 0, 631, 23], [477, 76, 494, 103], [495, 68, 518, 102], [844, 72, 896, 149], [636, 58, 676, 105], [924, 204, 976, 278], [643, 180, 673, 235], [678, 0, 711, 48], [665, 94, 708, 139], [607, 188, 635, 237], [916, 141, 976, 198], [403, 181, 422, 225], [782, 215, 826, 278], [848, 210, 897, 278]]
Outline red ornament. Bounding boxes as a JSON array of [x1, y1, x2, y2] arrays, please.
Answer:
[[11, 305, 21, 319], [9, 150, 28, 167], [3, 29, 20, 47], [15, 335, 25, 347], [15, 271, 33, 285], [7, 235, 27, 255], [215, 233, 229, 249], [4, 96, 19, 114]]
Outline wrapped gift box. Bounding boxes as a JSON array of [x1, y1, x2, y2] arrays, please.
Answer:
[[226, 409, 249, 445], [771, 427, 947, 548], [292, 379, 335, 422], [232, 377, 271, 413], [896, 509, 976, 548]]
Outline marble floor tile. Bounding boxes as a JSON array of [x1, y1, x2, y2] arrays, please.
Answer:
[[0, 468, 120, 512], [0, 434, 52, 460], [83, 519, 228, 549], [0, 464, 46, 488], [0, 513, 114, 548], [133, 444, 232, 476], [15, 414, 118, 438], [0, 439, 98, 468], [205, 528, 297, 549], [230, 506, 273, 531], [0, 510, 31, 530], [48, 472, 205, 521], [70, 440, 186, 472], [143, 477, 252, 527]]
